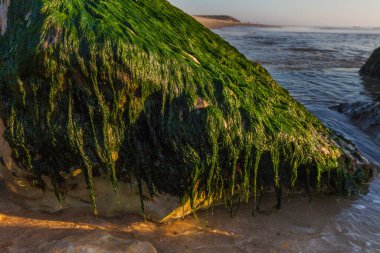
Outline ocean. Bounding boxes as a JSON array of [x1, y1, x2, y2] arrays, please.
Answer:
[[214, 26, 380, 252]]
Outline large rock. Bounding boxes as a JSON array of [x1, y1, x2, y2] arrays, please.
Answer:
[[0, 0, 372, 218], [360, 47, 380, 79]]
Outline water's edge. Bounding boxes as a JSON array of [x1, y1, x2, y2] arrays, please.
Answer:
[[214, 26, 380, 252]]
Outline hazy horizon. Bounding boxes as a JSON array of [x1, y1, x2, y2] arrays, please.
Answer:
[[169, 0, 380, 28]]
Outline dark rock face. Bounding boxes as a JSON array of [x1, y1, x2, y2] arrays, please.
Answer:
[[360, 47, 380, 79], [332, 96, 380, 144], [334, 52, 380, 146]]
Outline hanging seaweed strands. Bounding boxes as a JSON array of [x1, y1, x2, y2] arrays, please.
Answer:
[[0, 0, 372, 221]]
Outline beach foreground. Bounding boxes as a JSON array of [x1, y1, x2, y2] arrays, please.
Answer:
[[1, 180, 374, 253]]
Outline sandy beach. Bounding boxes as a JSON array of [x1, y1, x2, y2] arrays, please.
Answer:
[[0, 179, 364, 253]]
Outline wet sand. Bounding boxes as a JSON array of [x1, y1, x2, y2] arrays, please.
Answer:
[[0, 180, 359, 253]]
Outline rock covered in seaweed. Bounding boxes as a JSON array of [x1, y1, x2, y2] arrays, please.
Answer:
[[0, 0, 372, 218], [360, 47, 380, 79]]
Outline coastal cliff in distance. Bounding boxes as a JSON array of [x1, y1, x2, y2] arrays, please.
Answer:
[[0, 0, 372, 218], [360, 47, 380, 79], [195, 15, 241, 23], [193, 15, 280, 29]]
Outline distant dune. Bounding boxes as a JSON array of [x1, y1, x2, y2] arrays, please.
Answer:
[[194, 15, 241, 23], [193, 15, 280, 29]]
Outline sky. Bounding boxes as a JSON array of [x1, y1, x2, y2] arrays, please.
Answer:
[[168, 0, 380, 27]]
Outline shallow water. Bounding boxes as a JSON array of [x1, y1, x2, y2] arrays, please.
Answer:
[[214, 26, 380, 252]]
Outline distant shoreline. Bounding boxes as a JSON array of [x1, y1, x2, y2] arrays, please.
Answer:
[[193, 15, 281, 29]]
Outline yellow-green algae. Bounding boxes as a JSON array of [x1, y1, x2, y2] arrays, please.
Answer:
[[0, 0, 371, 214]]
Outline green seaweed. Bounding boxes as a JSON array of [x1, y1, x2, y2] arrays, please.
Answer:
[[0, 0, 371, 213]]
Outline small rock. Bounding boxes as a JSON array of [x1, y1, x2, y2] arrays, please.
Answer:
[[195, 97, 209, 109]]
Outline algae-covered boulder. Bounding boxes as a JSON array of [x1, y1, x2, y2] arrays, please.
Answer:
[[0, 0, 371, 219], [361, 47, 380, 79]]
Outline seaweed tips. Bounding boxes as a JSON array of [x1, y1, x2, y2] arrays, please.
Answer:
[[0, 0, 372, 214]]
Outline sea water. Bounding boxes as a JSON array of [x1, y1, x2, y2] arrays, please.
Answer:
[[215, 26, 380, 252]]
